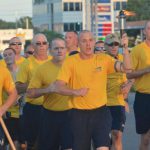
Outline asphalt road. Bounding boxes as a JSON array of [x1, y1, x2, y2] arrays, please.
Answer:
[[123, 92, 140, 150]]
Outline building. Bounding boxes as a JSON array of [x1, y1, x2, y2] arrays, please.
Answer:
[[33, 0, 83, 34], [32, 0, 127, 39]]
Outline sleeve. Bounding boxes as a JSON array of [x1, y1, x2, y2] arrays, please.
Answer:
[[57, 58, 72, 83], [3, 68, 15, 93], [16, 60, 29, 83], [130, 47, 139, 70], [28, 66, 43, 89]]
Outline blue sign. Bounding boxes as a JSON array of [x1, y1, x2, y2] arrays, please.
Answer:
[[97, 0, 110, 3], [98, 15, 111, 22]]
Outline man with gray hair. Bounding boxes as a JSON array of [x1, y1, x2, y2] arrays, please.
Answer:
[[16, 33, 50, 150], [0, 37, 25, 67], [27, 38, 72, 150]]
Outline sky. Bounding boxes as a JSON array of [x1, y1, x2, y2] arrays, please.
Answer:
[[0, 0, 32, 22]]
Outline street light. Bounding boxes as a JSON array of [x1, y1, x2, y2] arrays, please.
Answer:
[[118, 10, 126, 38]]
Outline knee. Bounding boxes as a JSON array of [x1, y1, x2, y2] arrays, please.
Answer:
[[141, 131, 150, 146], [112, 131, 122, 141]]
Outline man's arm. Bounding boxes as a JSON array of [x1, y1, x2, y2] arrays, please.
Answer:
[[115, 33, 132, 73], [27, 80, 89, 98], [126, 67, 150, 79], [0, 88, 17, 117], [15, 82, 28, 95]]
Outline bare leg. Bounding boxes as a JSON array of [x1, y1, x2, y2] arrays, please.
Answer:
[[139, 130, 150, 150], [111, 130, 123, 150]]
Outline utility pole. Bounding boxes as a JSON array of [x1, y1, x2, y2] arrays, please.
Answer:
[[15, 11, 18, 29], [26, 17, 29, 29]]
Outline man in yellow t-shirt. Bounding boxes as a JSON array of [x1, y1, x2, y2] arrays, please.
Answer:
[[47, 30, 131, 150], [0, 65, 17, 149], [127, 21, 150, 150], [65, 31, 79, 56], [16, 33, 50, 150], [27, 38, 72, 150], [0, 37, 25, 67], [104, 33, 132, 150], [3, 47, 21, 148]]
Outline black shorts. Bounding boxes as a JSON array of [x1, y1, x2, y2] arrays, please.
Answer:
[[4, 115, 19, 142], [23, 103, 42, 144], [37, 107, 72, 150], [19, 114, 26, 144], [70, 105, 112, 150], [0, 125, 4, 148], [108, 106, 126, 132], [134, 92, 150, 134]]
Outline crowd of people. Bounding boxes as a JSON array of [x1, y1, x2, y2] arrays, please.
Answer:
[[0, 21, 150, 150]]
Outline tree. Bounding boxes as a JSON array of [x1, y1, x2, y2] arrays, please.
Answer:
[[127, 0, 150, 21], [36, 30, 64, 43], [0, 17, 33, 29]]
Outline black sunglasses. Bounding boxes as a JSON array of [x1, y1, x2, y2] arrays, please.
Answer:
[[35, 42, 47, 46], [94, 47, 105, 51], [10, 42, 22, 46], [26, 51, 34, 55], [107, 42, 119, 47]]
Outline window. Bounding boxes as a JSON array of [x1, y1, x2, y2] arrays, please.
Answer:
[[64, 2, 68, 11], [64, 23, 82, 32], [64, 23, 69, 32], [69, 3, 74, 11], [122, 2, 127, 10], [76, 23, 82, 31], [75, 3, 80, 11], [70, 23, 75, 30]]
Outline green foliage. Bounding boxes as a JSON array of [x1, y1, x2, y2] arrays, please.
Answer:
[[0, 19, 16, 29], [37, 30, 64, 43], [0, 17, 33, 29], [127, 0, 150, 21]]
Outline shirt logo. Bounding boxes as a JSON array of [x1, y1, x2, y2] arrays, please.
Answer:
[[95, 66, 102, 72]]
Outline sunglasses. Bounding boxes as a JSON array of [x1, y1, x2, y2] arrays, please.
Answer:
[[26, 51, 34, 55], [94, 47, 105, 51], [35, 42, 47, 46], [107, 42, 119, 47], [10, 42, 22, 46]]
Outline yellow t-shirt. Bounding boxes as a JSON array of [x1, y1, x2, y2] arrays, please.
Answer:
[[17, 55, 50, 105], [57, 53, 115, 110], [131, 42, 150, 93], [107, 54, 127, 106], [0, 66, 15, 106], [28, 60, 72, 111], [4, 70, 19, 118], [0, 56, 25, 67]]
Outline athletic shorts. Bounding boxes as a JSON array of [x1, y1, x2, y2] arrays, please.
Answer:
[[134, 92, 150, 134], [19, 114, 26, 144], [70, 105, 112, 150], [0, 125, 4, 148], [108, 106, 126, 132], [4, 114, 19, 142], [23, 103, 42, 145], [37, 107, 72, 150]]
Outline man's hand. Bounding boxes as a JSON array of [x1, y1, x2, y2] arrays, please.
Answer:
[[72, 88, 89, 97], [120, 81, 132, 99], [121, 33, 128, 49], [0, 106, 6, 117], [125, 101, 130, 113]]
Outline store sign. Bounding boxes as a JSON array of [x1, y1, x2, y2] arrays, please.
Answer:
[[97, 6, 111, 12], [97, 0, 110, 3], [98, 15, 111, 22]]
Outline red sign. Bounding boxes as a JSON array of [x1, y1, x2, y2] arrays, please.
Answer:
[[97, 6, 111, 12]]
